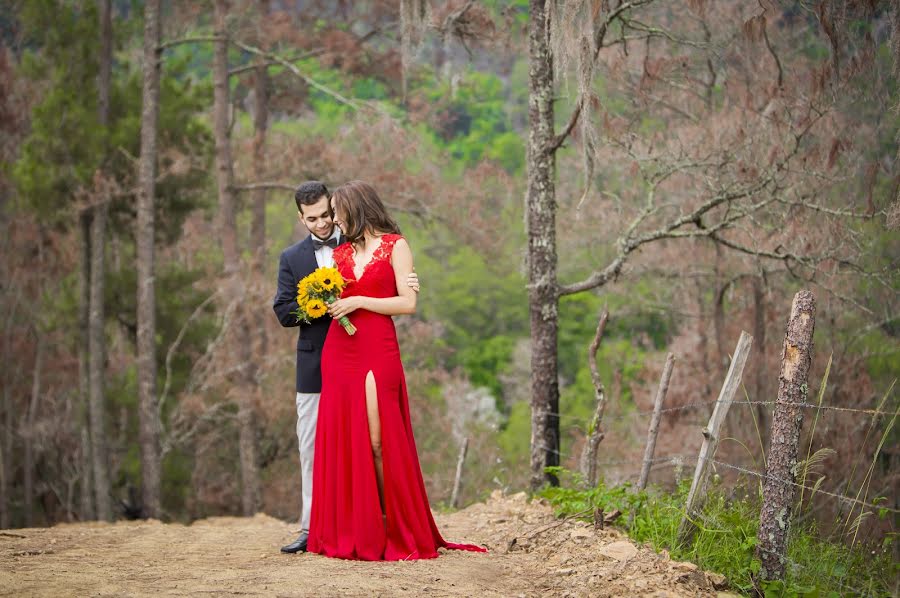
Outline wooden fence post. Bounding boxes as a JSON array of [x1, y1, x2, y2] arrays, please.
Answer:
[[639, 352, 676, 491], [755, 290, 816, 582], [677, 331, 753, 544], [450, 436, 469, 509]]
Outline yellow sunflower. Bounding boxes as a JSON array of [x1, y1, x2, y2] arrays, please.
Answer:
[[296, 280, 310, 304], [305, 299, 327, 318], [315, 267, 343, 292]]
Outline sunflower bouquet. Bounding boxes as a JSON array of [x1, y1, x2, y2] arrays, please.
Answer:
[[293, 266, 357, 335]]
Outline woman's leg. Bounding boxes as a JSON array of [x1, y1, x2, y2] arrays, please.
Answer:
[[365, 370, 385, 515]]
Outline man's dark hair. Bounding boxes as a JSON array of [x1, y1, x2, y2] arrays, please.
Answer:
[[294, 181, 330, 213]]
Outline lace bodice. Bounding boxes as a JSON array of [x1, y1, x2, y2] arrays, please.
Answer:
[[333, 234, 402, 299]]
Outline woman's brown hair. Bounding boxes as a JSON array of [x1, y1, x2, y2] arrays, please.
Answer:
[[331, 180, 401, 245]]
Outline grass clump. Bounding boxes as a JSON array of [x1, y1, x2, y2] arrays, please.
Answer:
[[539, 468, 896, 596]]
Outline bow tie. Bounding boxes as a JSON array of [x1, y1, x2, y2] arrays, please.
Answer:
[[313, 236, 339, 250]]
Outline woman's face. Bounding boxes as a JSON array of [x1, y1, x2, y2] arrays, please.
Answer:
[[331, 198, 346, 234]]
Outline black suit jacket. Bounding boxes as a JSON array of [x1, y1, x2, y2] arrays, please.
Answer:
[[273, 235, 337, 393]]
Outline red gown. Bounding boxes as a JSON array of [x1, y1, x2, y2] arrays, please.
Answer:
[[308, 234, 486, 561]]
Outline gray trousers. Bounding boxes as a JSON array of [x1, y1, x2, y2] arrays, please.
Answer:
[[295, 391, 320, 532]]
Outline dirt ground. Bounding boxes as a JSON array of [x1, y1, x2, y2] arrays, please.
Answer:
[[1, 491, 736, 597]]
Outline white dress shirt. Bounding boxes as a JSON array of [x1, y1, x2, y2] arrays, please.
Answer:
[[313, 228, 342, 268]]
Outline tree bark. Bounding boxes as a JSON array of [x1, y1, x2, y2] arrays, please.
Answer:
[[24, 337, 43, 527], [214, 0, 261, 515], [0, 387, 7, 529], [756, 290, 816, 582], [527, 0, 560, 491], [78, 211, 95, 520], [83, 0, 113, 524], [251, 0, 270, 355], [0, 308, 12, 528], [214, 2, 239, 273], [136, 0, 163, 519], [89, 202, 113, 521], [79, 426, 93, 520], [98, 0, 111, 128]]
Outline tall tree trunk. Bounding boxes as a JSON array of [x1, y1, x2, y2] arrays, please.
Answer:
[[213, 0, 239, 300], [86, 0, 114, 524], [24, 337, 44, 527], [78, 212, 95, 520], [251, 0, 270, 355], [79, 426, 93, 520], [399, 0, 426, 102], [0, 305, 12, 528], [89, 202, 113, 521], [136, 0, 163, 519], [214, 0, 261, 515], [527, 0, 560, 491], [98, 0, 111, 127], [0, 385, 8, 528]]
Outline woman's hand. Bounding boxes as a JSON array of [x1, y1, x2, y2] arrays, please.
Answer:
[[328, 296, 366, 319]]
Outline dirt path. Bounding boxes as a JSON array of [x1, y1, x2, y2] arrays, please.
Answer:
[[1, 492, 729, 597]]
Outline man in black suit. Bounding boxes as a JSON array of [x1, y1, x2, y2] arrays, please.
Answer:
[[273, 181, 418, 553]]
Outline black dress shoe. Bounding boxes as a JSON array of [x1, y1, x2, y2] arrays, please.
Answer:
[[280, 531, 309, 554]]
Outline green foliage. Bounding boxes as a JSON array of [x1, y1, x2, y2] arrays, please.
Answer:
[[458, 336, 516, 399], [559, 339, 648, 432], [13, 1, 103, 220], [411, 238, 528, 389], [497, 401, 532, 472], [13, 1, 213, 236], [540, 473, 896, 597], [414, 69, 526, 173]]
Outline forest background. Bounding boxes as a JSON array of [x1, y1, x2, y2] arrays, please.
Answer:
[[0, 0, 897, 563]]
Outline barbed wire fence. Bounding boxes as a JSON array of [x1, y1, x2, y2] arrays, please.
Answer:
[[522, 290, 898, 593], [542, 401, 898, 511]]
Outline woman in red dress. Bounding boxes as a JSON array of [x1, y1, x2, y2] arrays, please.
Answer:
[[307, 180, 485, 561]]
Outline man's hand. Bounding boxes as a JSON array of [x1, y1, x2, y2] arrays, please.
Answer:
[[407, 270, 420, 293]]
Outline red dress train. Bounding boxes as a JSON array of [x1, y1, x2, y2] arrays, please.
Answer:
[[308, 234, 486, 560]]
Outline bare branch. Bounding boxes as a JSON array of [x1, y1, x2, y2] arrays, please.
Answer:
[[762, 21, 784, 90], [159, 35, 222, 50], [227, 49, 324, 76], [160, 34, 366, 112], [234, 182, 296, 192], [230, 38, 365, 111], [158, 290, 221, 419], [548, 102, 583, 153]]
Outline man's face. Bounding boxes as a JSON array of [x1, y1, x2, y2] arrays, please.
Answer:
[[298, 195, 334, 240]]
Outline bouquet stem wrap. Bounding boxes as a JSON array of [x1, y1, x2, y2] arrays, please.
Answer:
[[327, 297, 357, 336]]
